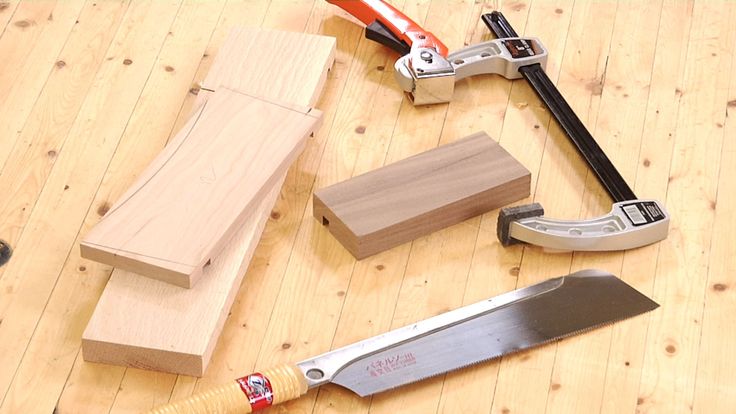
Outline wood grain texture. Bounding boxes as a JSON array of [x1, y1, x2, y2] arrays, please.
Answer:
[[601, 1, 688, 412], [80, 27, 335, 376], [0, 0, 184, 406], [82, 182, 282, 377], [638, 2, 734, 412], [545, 2, 664, 413], [80, 90, 321, 287], [1, 1, 734, 413], [314, 132, 530, 259], [0, 0, 85, 172], [490, 3, 616, 413]]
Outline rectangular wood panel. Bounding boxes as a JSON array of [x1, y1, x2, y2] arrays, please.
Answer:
[[313, 132, 531, 259], [81, 28, 335, 376]]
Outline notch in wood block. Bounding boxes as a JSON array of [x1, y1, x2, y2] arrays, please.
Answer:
[[313, 132, 531, 259]]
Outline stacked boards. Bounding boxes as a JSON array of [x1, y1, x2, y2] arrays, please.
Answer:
[[81, 29, 335, 376]]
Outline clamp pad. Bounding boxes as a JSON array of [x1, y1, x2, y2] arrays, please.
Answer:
[[497, 203, 544, 246]]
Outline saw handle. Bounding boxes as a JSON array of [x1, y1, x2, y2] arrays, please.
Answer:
[[147, 364, 308, 414], [327, 0, 448, 56]]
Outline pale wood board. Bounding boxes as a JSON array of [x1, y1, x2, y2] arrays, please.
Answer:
[[80, 89, 321, 287], [1, 1, 734, 413], [80, 27, 335, 377], [314, 131, 530, 259]]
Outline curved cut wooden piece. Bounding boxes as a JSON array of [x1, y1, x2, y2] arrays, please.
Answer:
[[80, 89, 321, 287]]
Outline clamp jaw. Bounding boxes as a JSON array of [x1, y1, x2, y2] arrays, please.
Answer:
[[328, 0, 547, 104], [394, 38, 548, 105], [499, 200, 670, 252]]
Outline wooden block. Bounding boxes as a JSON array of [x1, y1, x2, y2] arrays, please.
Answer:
[[81, 28, 335, 375], [80, 89, 321, 288], [313, 132, 531, 259]]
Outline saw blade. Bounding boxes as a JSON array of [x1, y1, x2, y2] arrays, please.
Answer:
[[296, 269, 657, 397]]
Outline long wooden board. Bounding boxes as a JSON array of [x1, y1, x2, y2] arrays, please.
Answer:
[[313, 132, 530, 259], [82, 28, 335, 375], [80, 88, 321, 287]]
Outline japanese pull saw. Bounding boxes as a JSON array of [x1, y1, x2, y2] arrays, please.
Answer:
[[149, 269, 657, 413]]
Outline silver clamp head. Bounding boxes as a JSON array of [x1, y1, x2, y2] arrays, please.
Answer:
[[394, 37, 548, 105], [501, 199, 670, 252]]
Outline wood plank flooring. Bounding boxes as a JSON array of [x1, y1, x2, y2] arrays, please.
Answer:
[[0, 0, 734, 413]]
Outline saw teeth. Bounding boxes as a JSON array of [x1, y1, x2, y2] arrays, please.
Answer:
[[370, 309, 656, 395]]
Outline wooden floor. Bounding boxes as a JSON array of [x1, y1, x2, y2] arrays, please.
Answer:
[[0, 0, 733, 413]]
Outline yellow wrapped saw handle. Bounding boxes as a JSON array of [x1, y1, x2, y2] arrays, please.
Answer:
[[148, 364, 308, 413]]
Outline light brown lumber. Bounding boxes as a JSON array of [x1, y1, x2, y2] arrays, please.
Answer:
[[82, 28, 336, 376], [314, 132, 530, 259], [165, 1, 382, 409], [638, 1, 735, 412], [81, 89, 321, 288]]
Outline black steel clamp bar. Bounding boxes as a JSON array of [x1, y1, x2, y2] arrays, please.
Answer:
[[483, 11, 637, 203]]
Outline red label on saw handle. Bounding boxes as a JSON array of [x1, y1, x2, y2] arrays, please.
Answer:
[[327, 0, 449, 56], [236, 373, 273, 411]]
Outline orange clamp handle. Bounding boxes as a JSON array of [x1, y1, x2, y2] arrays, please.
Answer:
[[328, 0, 449, 56]]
